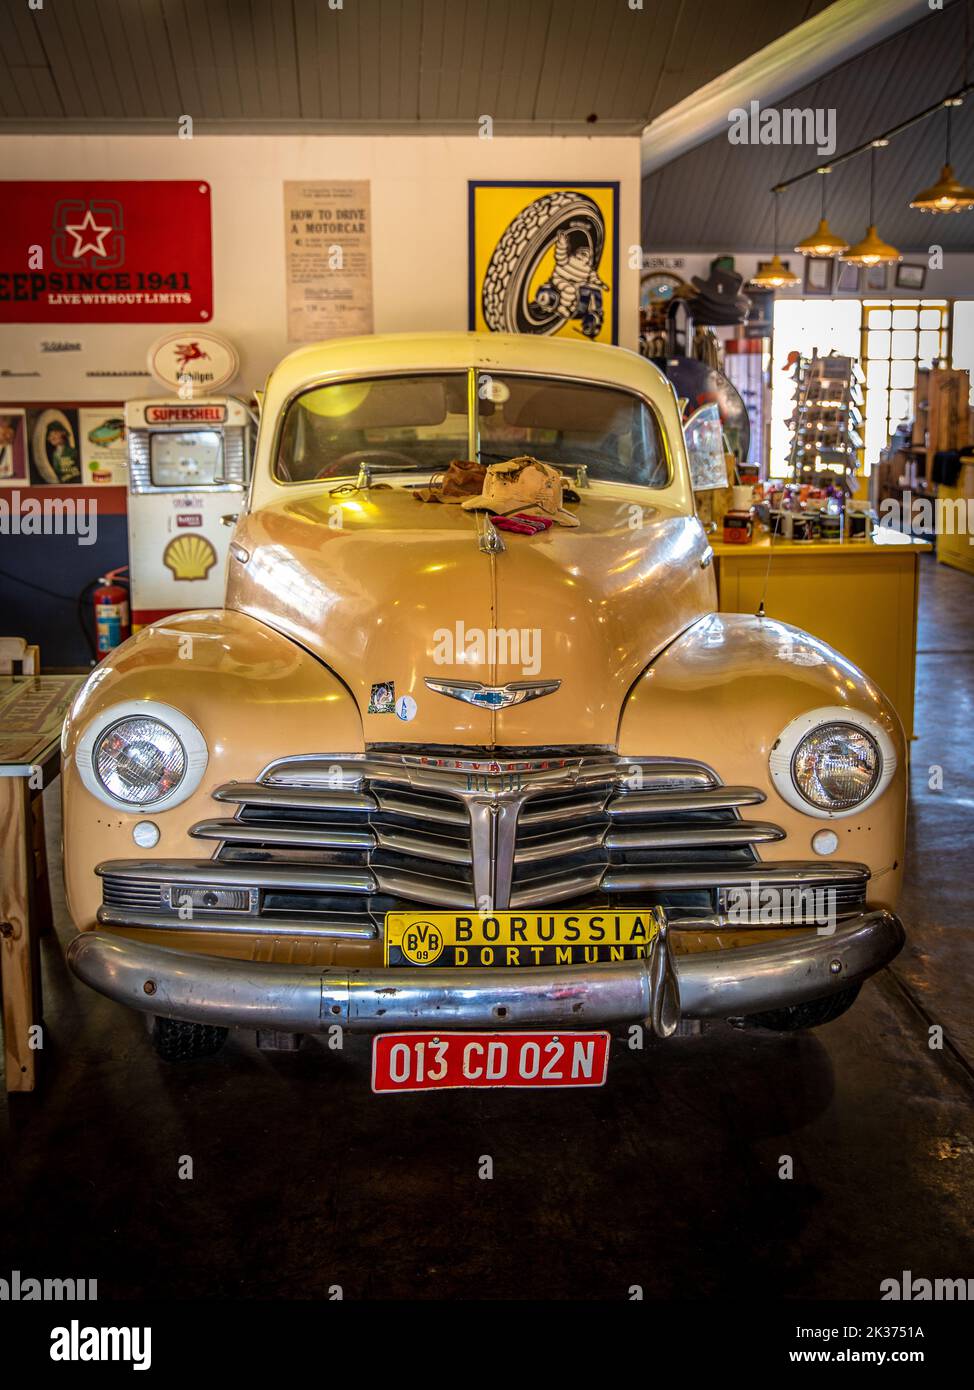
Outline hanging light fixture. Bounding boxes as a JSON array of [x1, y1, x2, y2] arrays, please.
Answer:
[[795, 168, 849, 256], [750, 192, 800, 288], [910, 99, 974, 212], [842, 145, 901, 266]]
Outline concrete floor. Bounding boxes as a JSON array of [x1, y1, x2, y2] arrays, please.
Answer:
[[2, 554, 973, 1300]]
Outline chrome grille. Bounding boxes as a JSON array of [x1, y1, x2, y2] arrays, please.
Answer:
[[101, 876, 164, 910], [126, 429, 151, 492], [96, 749, 870, 938]]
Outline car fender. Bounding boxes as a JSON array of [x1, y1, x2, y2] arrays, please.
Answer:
[[62, 609, 363, 930], [618, 613, 907, 908]]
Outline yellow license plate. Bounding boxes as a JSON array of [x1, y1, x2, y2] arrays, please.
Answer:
[[384, 909, 662, 968]]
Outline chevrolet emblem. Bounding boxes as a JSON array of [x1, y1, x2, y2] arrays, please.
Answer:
[[424, 678, 561, 709]]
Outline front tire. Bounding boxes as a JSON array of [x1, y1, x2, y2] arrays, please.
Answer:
[[744, 983, 862, 1032], [151, 1016, 228, 1062]]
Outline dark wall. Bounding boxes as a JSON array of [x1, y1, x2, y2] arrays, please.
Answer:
[[0, 487, 128, 669]]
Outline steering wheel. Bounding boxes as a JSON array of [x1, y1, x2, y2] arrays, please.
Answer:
[[315, 449, 417, 480]]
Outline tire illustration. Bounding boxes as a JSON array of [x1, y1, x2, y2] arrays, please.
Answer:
[[481, 191, 606, 336]]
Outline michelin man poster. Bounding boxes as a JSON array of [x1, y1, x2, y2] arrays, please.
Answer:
[[468, 182, 619, 345]]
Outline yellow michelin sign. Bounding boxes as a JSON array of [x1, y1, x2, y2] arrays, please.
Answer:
[[469, 182, 619, 344]]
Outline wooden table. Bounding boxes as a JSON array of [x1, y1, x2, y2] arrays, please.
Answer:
[[0, 674, 84, 1093], [711, 529, 932, 738]]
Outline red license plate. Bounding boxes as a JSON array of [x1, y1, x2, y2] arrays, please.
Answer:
[[371, 1030, 610, 1093]]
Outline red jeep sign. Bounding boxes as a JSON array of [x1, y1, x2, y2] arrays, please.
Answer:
[[0, 181, 213, 323]]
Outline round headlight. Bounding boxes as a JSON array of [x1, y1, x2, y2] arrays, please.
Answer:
[[76, 701, 208, 811], [94, 717, 186, 805], [791, 723, 881, 811], [768, 705, 898, 820]]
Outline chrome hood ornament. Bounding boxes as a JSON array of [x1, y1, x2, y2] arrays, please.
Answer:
[[424, 677, 560, 710]]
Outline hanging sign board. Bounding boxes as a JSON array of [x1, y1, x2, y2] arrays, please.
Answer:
[[0, 181, 213, 324]]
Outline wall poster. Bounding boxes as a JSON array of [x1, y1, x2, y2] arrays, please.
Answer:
[[284, 181, 374, 342], [469, 182, 619, 344]]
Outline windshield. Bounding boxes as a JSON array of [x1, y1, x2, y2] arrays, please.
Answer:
[[476, 373, 667, 486], [274, 369, 668, 488], [683, 403, 727, 491], [275, 373, 469, 482]]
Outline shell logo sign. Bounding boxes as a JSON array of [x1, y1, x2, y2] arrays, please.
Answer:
[[163, 534, 217, 582]]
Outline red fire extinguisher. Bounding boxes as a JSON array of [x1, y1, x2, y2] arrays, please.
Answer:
[[93, 567, 130, 656]]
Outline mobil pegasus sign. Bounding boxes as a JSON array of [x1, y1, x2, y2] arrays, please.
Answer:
[[0, 181, 213, 323]]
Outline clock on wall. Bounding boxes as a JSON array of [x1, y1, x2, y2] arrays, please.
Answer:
[[639, 270, 687, 314]]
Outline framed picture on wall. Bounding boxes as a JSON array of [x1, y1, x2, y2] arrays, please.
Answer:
[[27, 406, 82, 484], [744, 287, 774, 338], [896, 263, 927, 290], [803, 257, 834, 295], [0, 408, 28, 485], [468, 181, 620, 344], [79, 407, 128, 484], [836, 261, 861, 293], [864, 264, 889, 291]]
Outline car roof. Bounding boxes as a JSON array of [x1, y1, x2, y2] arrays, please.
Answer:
[[263, 331, 673, 406], [250, 331, 693, 515]]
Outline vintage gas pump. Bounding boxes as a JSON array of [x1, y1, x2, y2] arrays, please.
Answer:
[[124, 397, 254, 629]]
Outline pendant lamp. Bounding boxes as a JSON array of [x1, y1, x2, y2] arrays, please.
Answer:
[[910, 100, 974, 212], [750, 193, 800, 288], [843, 146, 901, 266], [795, 168, 848, 256]]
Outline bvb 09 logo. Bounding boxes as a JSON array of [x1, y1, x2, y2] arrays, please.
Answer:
[[401, 919, 444, 966]]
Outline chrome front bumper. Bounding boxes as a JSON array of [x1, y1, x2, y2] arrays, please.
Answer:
[[66, 910, 904, 1037]]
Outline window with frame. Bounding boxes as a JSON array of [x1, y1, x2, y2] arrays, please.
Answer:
[[769, 299, 862, 475], [949, 300, 974, 401], [861, 300, 949, 473]]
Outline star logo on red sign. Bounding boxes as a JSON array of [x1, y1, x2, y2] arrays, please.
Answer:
[[63, 209, 114, 258]]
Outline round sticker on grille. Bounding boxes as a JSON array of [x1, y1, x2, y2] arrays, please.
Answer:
[[400, 918, 445, 965], [396, 695, 417, 722]]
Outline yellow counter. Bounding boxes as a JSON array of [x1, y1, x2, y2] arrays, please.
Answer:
[[936, 457, 974, 576], [712, 529, 931, 737]]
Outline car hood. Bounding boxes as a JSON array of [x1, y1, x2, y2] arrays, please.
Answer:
[[226, 485, 716, 748]]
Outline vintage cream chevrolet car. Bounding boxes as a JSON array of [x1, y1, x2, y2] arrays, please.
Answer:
[[64, 332, 905, 1086]]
